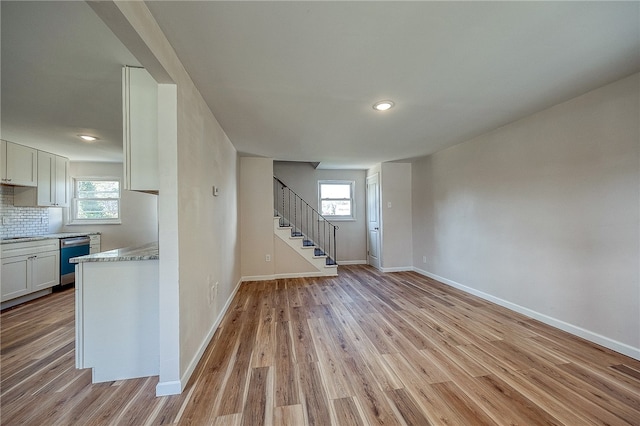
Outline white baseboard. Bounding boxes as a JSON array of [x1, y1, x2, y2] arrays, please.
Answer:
[[241, 274, 276, 282], [1, 289, 52, 310], [242, 270, 337, 282], [412, 267, 640, 361], [156, 380, 181, 397], [338, 260, 367, 265], [156, 277, 243, 396], [381, 266, 413, 273]]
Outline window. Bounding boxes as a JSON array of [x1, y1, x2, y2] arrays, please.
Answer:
[[70, 178, 121, 224], [318, 180, 355, 220]]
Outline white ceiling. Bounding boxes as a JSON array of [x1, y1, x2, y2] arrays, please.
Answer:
[[1, 1, 139, 162], [2, 2, 639, 169]]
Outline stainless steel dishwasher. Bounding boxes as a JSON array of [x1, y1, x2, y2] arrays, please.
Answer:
[[59, 236, 90, 285]]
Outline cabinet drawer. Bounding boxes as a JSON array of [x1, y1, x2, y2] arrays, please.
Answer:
[[1, 240, 60, 258]]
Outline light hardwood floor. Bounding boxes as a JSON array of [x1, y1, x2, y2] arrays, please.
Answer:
[[1, 265, 639, 425]]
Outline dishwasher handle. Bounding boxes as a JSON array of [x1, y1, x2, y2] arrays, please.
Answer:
[[60, 236, 91, 248]]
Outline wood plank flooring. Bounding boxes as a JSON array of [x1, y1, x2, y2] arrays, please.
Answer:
[[2, 265, 639, 425]]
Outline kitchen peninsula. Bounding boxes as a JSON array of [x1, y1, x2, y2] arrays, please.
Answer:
[[72, 242, 159, 383]]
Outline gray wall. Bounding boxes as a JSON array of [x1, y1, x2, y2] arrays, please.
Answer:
[[240, 157, 275, 278], [93, 1, 242, 394], [274, 161, 367, 263], [411, 73, 639, 358]]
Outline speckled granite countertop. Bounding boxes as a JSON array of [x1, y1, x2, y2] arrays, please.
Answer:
[[0, 232, 100, 244], [71, 242, 158, 263]]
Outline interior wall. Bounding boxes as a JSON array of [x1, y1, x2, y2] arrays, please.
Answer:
[[240, 157, 275, 279], [379, 162, 413, 270], [274, 161, 367, 263], [411, 73, 640, 358], [92, 1, 242, 394], [57, 161, 158, 251]]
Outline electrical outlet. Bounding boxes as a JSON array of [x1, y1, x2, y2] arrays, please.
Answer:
[[265, 254, 271, 262], [422, 256, 427, 264]]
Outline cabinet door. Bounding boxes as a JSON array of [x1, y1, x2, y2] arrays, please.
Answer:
[[123, 66, 158, 192], [37, 151, 55, 206], [31, 250, 60, 291], [55, 155, 69, 207], [4, 141, 37, 187], [0, 140, 6, 181], [1, 255, 31, 302]]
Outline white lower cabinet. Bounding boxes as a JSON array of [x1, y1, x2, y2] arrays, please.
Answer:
[[1, 240, 60, 302], [31, 251, 60, 291], [1, 255, 30, 301]]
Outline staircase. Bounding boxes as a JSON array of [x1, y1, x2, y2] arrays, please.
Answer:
[[274, 176, 338, 275]]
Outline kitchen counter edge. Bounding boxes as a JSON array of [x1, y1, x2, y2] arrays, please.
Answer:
[[71, 242, 158, 263], [0, 232, 100, 244]]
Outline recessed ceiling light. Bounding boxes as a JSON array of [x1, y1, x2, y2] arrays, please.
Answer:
[[79, 135, 98, 142], [373, 100, 395, 111]]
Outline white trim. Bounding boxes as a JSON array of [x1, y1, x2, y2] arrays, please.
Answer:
[[412, 267, 640, 361], [242, 270, 338, 282], [242, 274, 279, 282], [156, 277, 243, 396], [156, 380, 181, 397], [381, 266, 413, 273], [318, 179, 356, 220], [338, 260, 367, 265], [0, 289, 51, 311], [69, 176, 122, 225]]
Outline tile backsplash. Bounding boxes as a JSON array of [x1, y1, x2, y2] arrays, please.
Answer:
[[0, 186, 49, 238]]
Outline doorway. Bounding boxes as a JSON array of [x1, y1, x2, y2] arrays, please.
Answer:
[[366, 173, 381, 269]]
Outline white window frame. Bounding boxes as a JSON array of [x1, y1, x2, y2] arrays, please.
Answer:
[[318, 180, 355, 221], [68, 177, 122, 225]]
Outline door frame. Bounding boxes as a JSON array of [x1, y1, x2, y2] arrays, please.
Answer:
[[366, 173, 382, 269]]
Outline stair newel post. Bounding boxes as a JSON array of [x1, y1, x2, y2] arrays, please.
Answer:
[[328, 223, 331, 264], [288, 188, 291, 228], [323, 219, 326, 254], [333, 225, 337, 265], [313, 209, 316, 245]]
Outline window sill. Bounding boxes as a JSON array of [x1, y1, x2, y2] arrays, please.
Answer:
[[322, 217, 356, 222], [67, 220, 121, 226]]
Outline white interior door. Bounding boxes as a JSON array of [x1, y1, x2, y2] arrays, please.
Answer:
[[367, 174, 381, 269]]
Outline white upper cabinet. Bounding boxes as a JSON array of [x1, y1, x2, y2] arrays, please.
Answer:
[[54, 154, 69, 207], [1, 140, 38, 187], [13, 151, 68, 207], [123, 66, 158, 193]]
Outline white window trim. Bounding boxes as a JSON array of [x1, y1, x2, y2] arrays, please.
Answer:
[[68, 176, 122, 225], [318, 179, 356, 221]]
